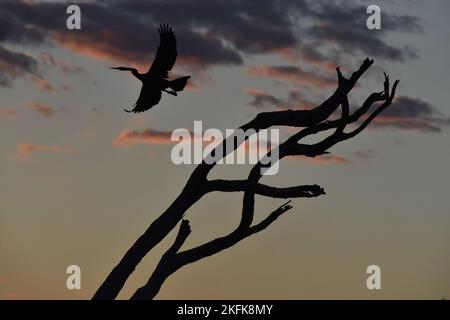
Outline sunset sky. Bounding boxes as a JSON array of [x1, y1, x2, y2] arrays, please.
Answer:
[[1, 0, 449, 299]]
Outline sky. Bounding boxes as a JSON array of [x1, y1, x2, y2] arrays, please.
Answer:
[[0, 0, 449, 299]]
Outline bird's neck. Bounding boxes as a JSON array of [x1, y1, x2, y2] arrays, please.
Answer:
[[129, 68, 141, 79]]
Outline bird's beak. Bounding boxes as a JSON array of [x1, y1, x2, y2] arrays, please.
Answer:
[[110, 67, 119, 70]]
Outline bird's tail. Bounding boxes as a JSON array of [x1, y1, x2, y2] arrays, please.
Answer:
[[169, 76, 191, 92]]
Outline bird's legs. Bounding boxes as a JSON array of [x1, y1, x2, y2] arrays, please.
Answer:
[[163, 89, 178, 96]]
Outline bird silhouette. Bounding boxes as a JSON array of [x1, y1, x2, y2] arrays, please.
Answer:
[[110, 24, 191, 113]]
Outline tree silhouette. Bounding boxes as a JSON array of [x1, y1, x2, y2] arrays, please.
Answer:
[[93, 58, 399, 300]]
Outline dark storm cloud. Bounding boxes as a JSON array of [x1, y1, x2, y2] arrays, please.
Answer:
[[122, 0, 302, 53], [0, 0, 423, 87], [244, 88, 449, 134], [372, 96, 450, 133], [248, 65, 336, 87], [306, 2, 421, 61], [244, 88, 315, 110], [383, 96, 434, 118], [245, 89, 286, 110], [310, 24, 413, 61], [382, 12, 423, 33], [0, 9, 45, 44], [0, 46, 37, 86]]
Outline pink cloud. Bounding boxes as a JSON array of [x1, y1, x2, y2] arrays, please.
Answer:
[[287, 154, 349, 164], [248, 65, 336, 88], [10, 143, 73, 163], [53, 30, 226, 73], [370, 115, 449, 133], [299, 45, 338, 72], [17, 143, 72, 156], [242, 87, 267, 97], [29, 74, 70, 92], [28, 102, 55, 118], [51, 32, 150, 72], [29, 74, 54, 91], [40, 52, 84, 74], [243, 87, 316, 111], [3, 292, 20, 299], [113, 128, 174, 147], [366, 96, 450, 133], [0, 108, 19, 118]]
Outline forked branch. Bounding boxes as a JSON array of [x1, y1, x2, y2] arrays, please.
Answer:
[[93, 58, 399, 300]]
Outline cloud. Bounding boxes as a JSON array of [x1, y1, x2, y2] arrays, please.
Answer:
[[353, 149, 377, 160], [29, 74, 70, 92], [29, 74, 53, 91], [244, 88, 450, 135], [46, 2, 244, 69], [28, 102, 55, 118], [0, 0, 422, 87], [297, 45, 339, 72], [244, 87, 286, 110], [0, 108, 19, 118], [242, 87, 266, 97], [9, 143, 73, 162], [306, 2, 421, 61], [17, 143, 72, 156], [0, 46, 70, 90], [3, 292, 20, 299], [313, 154, 349, 164], [371, 96, 450, 133], [248, 65, 336, 88], [0, 46, 37, 86], [113, 128, 174, 147], [244, 87, 315, 110], [287, 154, 349, 164], [39, 52, 84, 74], [287, 149, 378, 164]]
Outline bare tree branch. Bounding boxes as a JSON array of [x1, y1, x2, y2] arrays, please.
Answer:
[[131, 219, 191, 300], [93, 58, 398, 300], [131, 201, 293, 300], [240, 58, 374, 131], [207, 180, 325, 198]]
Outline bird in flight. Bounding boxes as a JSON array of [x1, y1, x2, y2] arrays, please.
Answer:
[[110, 24, 190, 113]]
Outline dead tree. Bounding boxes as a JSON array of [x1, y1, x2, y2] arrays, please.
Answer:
[[93, 58, 399, 300]]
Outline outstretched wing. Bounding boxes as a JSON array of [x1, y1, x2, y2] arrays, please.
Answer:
[[147, 24, 177, 78], [125, 84, 162, 113]]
